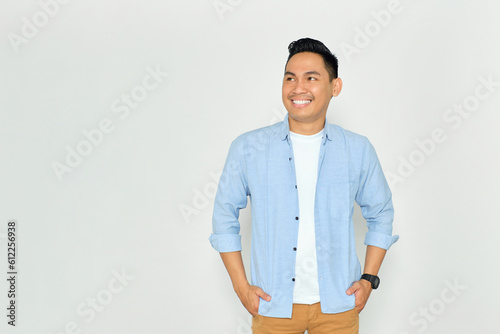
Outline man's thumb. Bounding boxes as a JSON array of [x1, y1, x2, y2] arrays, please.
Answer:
[[346, 283, 357, 295], [257, 288, 271, 301]]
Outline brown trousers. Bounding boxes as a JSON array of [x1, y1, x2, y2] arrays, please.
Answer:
[[252, 303, 359, 334]]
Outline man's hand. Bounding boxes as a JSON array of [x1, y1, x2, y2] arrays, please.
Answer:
[[236, 283, 271, 316], [346, 279, 372, 313], [219, 252, 271, 316]]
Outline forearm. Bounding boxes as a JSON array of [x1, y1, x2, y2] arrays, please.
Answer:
[[363, 245, 387, 275], [220, 251, 250, 295], [347, 245, 387, 312]]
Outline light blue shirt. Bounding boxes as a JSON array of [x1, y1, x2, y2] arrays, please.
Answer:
[[209, 113, 399, 318]]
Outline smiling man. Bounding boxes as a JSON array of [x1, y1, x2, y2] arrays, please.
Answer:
[[210, 38, 398, 334]]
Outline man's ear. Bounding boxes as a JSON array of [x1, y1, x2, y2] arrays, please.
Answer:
[[332, 77, 343, 97]]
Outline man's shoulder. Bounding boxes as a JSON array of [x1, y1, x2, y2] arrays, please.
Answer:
[[232, 121, 282, 146], [229, 119, 373, 148], [327, 122, 370, 147]]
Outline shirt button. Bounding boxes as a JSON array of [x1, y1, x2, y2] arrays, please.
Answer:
[[295, 217, 299, 220], [289, 157, 292, 161], [293, 247, 297, 251], [292, 278, 295, 282], [295, 185, 297, 189]]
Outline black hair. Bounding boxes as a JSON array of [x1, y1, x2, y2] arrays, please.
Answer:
[[285, 38, 338, 81]]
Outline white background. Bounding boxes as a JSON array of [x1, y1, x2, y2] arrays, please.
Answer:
[[1, 0, 499, 333]]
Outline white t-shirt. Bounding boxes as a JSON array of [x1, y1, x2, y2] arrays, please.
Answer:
[[290, 128, 323, 304]]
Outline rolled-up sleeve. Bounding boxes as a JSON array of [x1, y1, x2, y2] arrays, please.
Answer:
[[355, 137, 399, 250], [209, 138, 249, 253]]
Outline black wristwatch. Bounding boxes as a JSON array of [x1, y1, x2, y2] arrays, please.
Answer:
[[361, 274, 380, 289]]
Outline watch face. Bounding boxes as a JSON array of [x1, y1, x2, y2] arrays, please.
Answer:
[[373, 276, 380, 289]]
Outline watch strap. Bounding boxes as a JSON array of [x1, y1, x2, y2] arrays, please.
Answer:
[[361, 274, 379, 289]]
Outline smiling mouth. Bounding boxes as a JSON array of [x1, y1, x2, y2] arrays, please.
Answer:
[[291, 99, 312, 105]]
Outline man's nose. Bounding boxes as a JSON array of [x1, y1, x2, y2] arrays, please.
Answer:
[[293, 80, 307, 94]]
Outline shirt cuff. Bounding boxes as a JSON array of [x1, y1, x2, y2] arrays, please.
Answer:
[[209, 233, 242, 253], [364, 231, 399, 250]]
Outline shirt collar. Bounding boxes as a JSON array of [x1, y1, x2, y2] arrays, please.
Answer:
[[280, 113, 333, 143]]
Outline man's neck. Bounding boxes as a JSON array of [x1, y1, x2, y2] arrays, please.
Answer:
[[288, 115, 326, 135]]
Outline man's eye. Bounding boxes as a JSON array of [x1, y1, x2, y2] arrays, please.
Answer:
[[286, 77, 295, 81], [308, 77, 317, 81]]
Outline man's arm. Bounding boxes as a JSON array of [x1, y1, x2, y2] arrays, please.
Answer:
[[209, 139, 271, 316], [347, 137, 399, 313], [363, 245, 387, 276], [346, 245, 386, 312], [220, 251, 271, 316]]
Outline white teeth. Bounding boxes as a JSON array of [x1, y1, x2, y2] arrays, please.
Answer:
[[292, 100, 311, 105]]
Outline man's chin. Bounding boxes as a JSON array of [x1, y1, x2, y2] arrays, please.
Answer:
[[287, 109, 314, 119], [286, 109, 327, 124]]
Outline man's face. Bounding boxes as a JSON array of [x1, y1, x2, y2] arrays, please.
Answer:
[[282, 52, 340, 126]]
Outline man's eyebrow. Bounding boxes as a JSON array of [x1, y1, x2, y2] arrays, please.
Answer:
[[284, 71, 322, 76], [305, 71, 321, 76]]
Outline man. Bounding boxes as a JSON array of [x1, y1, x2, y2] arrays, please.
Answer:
[[209, 38, 399, 334]]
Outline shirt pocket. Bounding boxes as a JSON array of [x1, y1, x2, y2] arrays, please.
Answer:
[[327, 181, 356, 221]]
